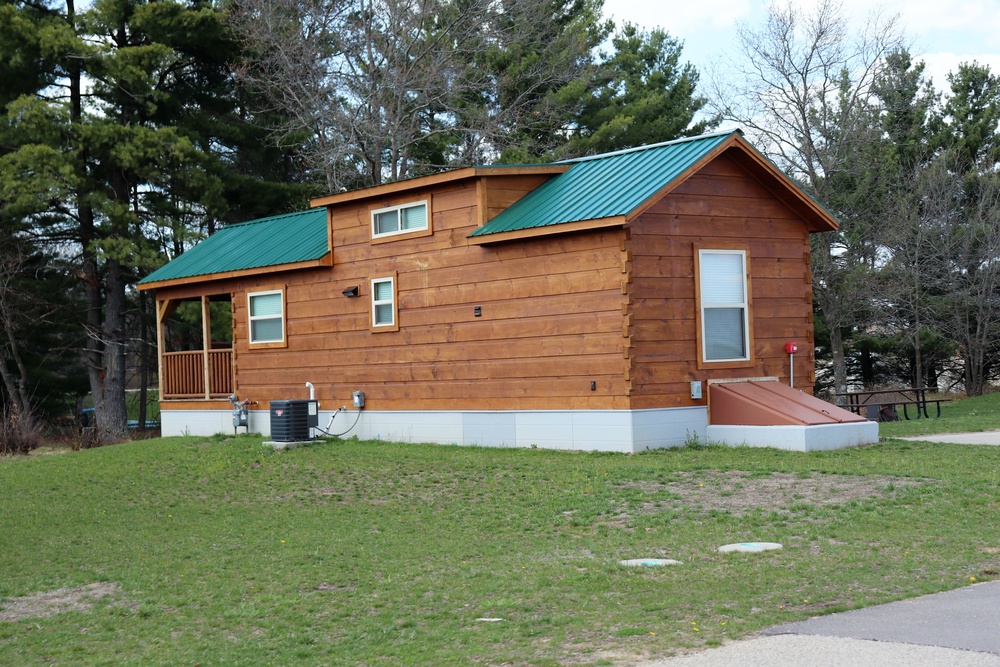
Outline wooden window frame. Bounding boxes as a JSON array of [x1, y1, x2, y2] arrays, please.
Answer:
[[694, 246, 754, 369], [370, 273, 399, 332], [370, 200, 431, 243], [247, 288, 287, 349]]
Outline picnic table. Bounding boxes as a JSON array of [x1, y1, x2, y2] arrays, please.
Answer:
[[834, 387, 950, 421]]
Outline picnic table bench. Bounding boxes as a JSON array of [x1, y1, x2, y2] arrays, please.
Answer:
[[834, 387, 951, 421]]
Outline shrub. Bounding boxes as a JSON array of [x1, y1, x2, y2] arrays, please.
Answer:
[[0, 404, 44, 455]]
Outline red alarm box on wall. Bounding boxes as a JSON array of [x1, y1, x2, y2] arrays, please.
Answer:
[[785, 341, 798, 354]]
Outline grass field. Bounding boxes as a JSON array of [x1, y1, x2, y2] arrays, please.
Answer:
[[877, 391, 1000, 437], [2, 395, 1000, 666]]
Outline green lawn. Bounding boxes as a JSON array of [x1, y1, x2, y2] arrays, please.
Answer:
[[878, 391, 1000, 437], [2, 398, 1000, 666]]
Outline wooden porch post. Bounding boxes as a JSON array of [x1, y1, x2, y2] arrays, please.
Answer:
[[156, 299, 178, 401], [202, 295, 212, 400]]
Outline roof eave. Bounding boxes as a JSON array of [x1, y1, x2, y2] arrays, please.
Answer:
[[468, 216, 626, 245], [311, 165, 571, 208], [137, 252, 333, 292]]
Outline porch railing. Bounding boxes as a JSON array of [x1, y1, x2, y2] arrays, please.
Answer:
[[162, 349, 233, 399]]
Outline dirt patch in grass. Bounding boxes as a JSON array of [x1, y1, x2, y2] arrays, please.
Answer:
[[0, 582, 127, 622], [616, 471, 932, 516]]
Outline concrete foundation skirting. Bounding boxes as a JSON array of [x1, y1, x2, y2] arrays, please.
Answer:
[[161, 407, 879, 452], [160, 406, 709, 453], [706, 421, 880, 452]]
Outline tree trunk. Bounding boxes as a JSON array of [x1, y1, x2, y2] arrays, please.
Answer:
[[138, 290, 149, 431], [860, 345, 874, 387], [964, 355, 977, 396], [912, 302, 924, 389], [0, 263, 33, 414], [97, 258, 129, 443], [68, 0, 119, 443], [829, 323, 847, 393], [1, 313, 32, 413]]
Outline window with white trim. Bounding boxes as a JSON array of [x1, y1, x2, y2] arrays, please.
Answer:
[[248, 290, 284, 344], [371, 201, 428, 238], [371, 276, 396, 328], [698, 249, 749, 362]]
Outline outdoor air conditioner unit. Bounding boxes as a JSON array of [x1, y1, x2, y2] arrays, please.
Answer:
[[270, 399, 318, 442]]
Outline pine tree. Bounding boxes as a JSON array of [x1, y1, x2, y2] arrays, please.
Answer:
[[569, 23, 715, 155], [0, 0, 309, 442]]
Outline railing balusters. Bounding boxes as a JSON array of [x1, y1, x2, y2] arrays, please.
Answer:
[[163, 349, 233, 398]]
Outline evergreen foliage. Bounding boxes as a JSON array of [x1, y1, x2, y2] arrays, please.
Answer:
[[12, 0, 1000, 427], [569, 23, 716, 155], [0, 0, 309, 441], [1, 0, 714, 439]]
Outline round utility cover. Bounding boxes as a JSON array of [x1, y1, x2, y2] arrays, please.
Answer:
[[476, 617, 504, 622], [718, 542, 783, 553], [619, 558, 682, 567]]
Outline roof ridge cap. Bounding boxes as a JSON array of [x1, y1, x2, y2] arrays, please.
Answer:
[[557, 129, 743, 164], [222, 207, 323, 230]]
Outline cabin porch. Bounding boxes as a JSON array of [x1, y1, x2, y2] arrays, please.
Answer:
[[156, 294, 234, 400]]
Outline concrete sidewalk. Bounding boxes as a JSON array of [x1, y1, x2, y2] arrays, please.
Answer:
[[897, 430, 1000, 445], [640, 567, 1000, 666]]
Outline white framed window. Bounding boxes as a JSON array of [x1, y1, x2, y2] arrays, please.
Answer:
[[371, 276, 397, 330], [248, 289, 284, 344], [698, 249, 750, 363], [371, 200, 428, 239]]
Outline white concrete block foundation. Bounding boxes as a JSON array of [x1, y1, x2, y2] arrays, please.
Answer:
[[161, 406, 709, 453], [706, 421, 879, 452], [161, 406, 878, 452]]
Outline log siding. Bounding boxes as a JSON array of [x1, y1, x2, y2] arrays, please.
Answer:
[[155, 174, 629, 412], [627, 154, 815, 410]]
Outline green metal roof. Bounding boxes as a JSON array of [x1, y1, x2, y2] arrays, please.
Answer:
[[469, 131, 736, 237], [139, 208, 329, 286]]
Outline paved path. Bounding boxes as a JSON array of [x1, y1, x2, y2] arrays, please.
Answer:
[[897, 430, 1000, 445], [640, 581, 1000, 666]]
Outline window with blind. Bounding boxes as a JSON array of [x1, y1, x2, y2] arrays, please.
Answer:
[[371, 201, 428, 239], [248, 290, 284, 344], [371, 276, 396, 329], [698, 249, 750, 363]]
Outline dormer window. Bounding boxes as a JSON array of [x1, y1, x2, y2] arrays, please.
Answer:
[[372, 201, 428, 239]]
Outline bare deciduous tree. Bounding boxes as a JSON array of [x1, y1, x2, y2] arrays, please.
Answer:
[[228, 0, 605, 191], [924, 171, 1000, 395], [708, 0, 906, 393], [0, 241, 33, 417]]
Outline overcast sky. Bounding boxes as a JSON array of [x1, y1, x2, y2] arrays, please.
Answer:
[[601, 0, 1000, 97]]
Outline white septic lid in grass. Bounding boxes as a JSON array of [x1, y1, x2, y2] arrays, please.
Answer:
[[718, 542, 783, 553], [476, 617, 504, 622], [619, 558, 682, 567]]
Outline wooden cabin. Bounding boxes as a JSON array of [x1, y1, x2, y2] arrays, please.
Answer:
[[138, 130, 877, 451]]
